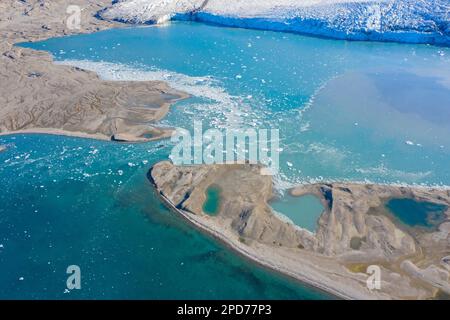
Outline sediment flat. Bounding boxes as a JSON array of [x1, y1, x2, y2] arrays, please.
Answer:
[[0, 0, 188, 142], [150, 161, 450, 300]]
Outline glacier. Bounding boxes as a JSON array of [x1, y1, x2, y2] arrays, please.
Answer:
[[99, 0, 450, 46]]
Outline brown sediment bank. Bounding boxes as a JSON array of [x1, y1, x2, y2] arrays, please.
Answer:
[[150, 161, 450, 300], [0, 0, 188, 142]]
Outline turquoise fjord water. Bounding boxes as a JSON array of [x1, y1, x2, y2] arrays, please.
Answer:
[[3, 21, 449, 299], [20, 21, 450, 187], [0, 134, 329, 299]]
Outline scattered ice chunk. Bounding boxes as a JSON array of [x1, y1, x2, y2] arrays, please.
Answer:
[[405, 140, 414, 145]]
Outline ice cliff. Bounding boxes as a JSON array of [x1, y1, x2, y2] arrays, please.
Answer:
[[99, 0, 450, 45]]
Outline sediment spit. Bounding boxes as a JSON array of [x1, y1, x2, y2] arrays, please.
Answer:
[[0, 0, 188, 142], [150, 161, 450, 300]]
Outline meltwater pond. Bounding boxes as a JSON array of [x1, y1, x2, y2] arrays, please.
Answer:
[[385, 198, 448, 229], [270, 194, 324, 232]]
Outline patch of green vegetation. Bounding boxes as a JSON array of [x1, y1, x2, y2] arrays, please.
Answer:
[[347, 263, 370, 274]]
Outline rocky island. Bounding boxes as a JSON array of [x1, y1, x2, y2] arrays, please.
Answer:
[[150, 161, 450, 300]]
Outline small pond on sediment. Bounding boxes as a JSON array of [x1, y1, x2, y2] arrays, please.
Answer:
[[385, 198, 448, 229], [270, 194, 324, 232], [203, 185, 221, 215]]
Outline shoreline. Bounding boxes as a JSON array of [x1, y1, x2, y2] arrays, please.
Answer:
[[0, 0, 189, 144], [148, 171, 347, 300], [159, 192, 348, 300], [149, 162, 450, 300], [148, 166, 377, 300]]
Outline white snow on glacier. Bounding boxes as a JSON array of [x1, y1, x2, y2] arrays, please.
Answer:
[[99, 0, 205, 23], [100, 0, 450, 45]]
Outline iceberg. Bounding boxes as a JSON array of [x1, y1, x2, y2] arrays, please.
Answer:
[[100, 0, 450, 45]]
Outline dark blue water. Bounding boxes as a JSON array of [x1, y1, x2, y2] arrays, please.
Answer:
[[203, 186, 221, 216]]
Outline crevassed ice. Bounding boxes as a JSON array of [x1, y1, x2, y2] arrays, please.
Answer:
[[100, 0, 450, 45]]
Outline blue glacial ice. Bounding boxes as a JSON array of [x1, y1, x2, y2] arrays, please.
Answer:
[[100, 0, 450, 46]]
